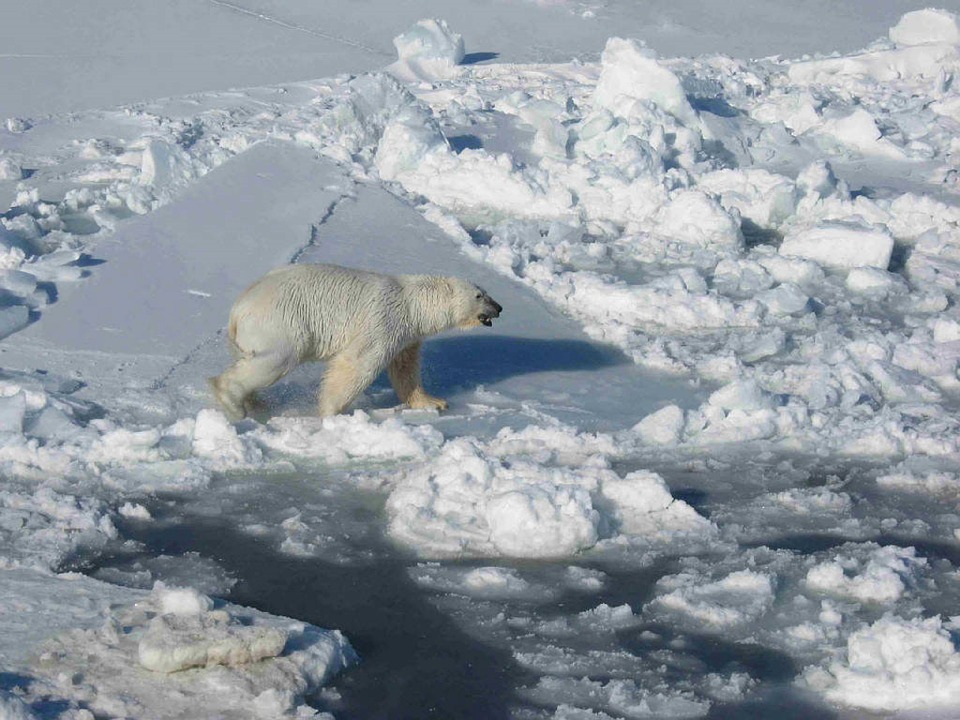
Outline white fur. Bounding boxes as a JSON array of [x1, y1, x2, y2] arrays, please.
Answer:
[[210, 263, 500, 418]]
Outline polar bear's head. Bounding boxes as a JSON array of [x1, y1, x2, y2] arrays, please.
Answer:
[[402, 275, 503, 335], [448, 278, 503, 330]]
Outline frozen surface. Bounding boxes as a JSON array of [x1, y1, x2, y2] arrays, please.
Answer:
[[2, 573, 355, 718], [7, 1, 960, 118], [805, 614, 960, 713], [3, 2, 960, 719]]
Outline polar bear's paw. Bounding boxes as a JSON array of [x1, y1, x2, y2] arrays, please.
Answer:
[[208, 375, 246, 421], [406, 389, 448, 412]]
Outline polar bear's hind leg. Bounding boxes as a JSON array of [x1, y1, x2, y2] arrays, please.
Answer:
[[209, 348, 297, 420]]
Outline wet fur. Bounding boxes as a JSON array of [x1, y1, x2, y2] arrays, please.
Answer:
[[210, 263, 501, 418]]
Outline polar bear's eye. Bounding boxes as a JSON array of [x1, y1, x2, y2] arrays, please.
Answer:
[[475, 292, 483, 299]]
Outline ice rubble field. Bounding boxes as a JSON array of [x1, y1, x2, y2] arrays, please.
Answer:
[[3, 3, 960, 719]]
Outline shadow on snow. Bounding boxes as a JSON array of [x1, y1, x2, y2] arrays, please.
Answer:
[[420, 334, 628, 394]]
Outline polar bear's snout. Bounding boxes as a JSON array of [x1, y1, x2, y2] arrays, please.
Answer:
[[479, 296, 503, 327]]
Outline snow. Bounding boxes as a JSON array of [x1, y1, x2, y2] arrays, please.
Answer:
[[138, 606, 287, 674], [0, 692, 37, 720], [3, 1, 960, 717], [389, 18, 465, 81], [386, 437, 603, 559], [593, 38, 698, 127], [890, 8, 960, 46], [805, 614, 960, 712], [21, 577, 355, 718], [386, 426, 713, 558], [648, 569, 777, 630], [779, 223, 895, 270], [804, 544, 926, 605]]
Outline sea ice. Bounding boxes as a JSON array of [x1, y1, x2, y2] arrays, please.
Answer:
[[647, 569, 776, 630], [2, 5, 960, 717], [386, 430, 711, 558], [804, 543, 926, 605], [593, 38, 698, 127], [889, 8, 960, 46], [805, 613, 960, 712], [779, 222, 894, 270], [390, 18, 465, 81], [30, 582, 356, 718]]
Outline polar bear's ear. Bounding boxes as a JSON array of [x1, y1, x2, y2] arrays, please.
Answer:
[[443, 277, 465, 299]]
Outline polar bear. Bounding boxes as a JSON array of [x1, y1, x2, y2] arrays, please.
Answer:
[[209, 263, 502, 419]]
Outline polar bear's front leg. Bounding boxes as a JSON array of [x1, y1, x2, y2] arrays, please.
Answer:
[[387, 341, 448, 412], [317, 344, 389, 417]]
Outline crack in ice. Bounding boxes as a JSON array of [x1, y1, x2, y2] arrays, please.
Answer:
[[206, 0, 390, 58]]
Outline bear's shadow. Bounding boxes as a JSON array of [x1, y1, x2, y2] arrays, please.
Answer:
[[259, 335, 626, 415], [417, 335, 626, 393]]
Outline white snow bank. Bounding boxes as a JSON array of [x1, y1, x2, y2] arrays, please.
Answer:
[[32, 582, 356, 718], [484, 423, 620, 465], [889, 9, 960, 46], [647, 378, 808, 447], [0, 486, 117, 570], [328, 66, 706, 230], [0, 378, 441, 482], [155, 583, 215, 616], [386, 427, 713, 559], [647, 569, 776, 629], [329, 74, 573, 223], [789, 10, 960, 86], [805, 614, 960, 712], [804, 543, 926, 604], [779, 223, 894, 270], [524, 263, 759, 339], [528, 676, 710, 719], [0, 691, 36, 720], [139, 607, 287, 673], [654, 190, 744, 250], [813, 108, 908, 159], [593, 38, 697, 127], [380, 141, 574, 222], [386, 438, 601, 558], [251, 412, 444, 463], [633, 404, 685, 446], [0, 156, 23, 181], [390, 19, 465, 81], [409, 564, 542, 600], [193, 409, 262, 468], [599, 470, 712, 536], [845, 267, 908, 296], [138, 138, 192, 188], [877, 466, 960, 494], [697, 169, 797, 230], [708, 379, 776, 412]]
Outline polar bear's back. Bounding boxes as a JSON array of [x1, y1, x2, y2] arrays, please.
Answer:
[[229, 263, 398, 360]]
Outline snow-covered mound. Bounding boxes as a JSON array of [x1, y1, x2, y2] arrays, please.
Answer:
[[889, 8, 960, 47], [805, 613, 960, 712], [386, 426, 714, 558], [389, 18, 466, 81], [28, 581, 355, 718]]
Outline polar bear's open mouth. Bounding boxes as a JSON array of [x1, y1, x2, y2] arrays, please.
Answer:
[[477, 296, 502, 327]]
